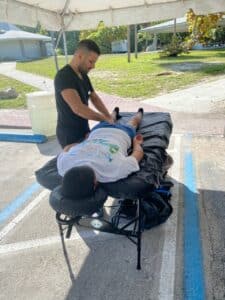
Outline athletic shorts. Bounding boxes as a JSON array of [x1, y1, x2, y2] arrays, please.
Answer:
[[91, 122, 136, 138]]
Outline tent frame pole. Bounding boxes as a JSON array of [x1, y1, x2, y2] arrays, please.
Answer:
[[134, 24, 138, 59], [127, 25, 131, 63], [62, 30, 68, 64], [50, 31, 59, 71]]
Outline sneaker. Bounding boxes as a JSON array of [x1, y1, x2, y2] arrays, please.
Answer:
[[138, 108, 144, 116], [112, 107, 122, 120]]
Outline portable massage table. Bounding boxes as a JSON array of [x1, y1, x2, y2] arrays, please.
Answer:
[[35, 112, 173, 270]]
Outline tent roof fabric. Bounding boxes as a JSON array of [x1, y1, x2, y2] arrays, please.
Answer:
[[0, 0, 225, 31], [0, 30, 51, 41]]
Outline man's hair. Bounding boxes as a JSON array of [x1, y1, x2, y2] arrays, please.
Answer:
[[62, 166, 96, 199], [77, 39, 101, 55]]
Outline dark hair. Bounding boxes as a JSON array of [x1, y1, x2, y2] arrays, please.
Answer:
[[77, 39, 101, 55], [62, 166, 96, 199]]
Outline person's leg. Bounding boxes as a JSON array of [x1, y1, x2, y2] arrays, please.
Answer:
[[127, 108, 144, 129]]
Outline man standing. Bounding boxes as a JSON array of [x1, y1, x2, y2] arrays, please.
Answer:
[[54, 39, 113, 148]]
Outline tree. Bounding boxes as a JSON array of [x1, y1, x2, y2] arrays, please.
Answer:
[[64, 31, 80, 54], [214, 27, 225, 44], [186, 9, 225, 45], [36, 21, 48, 35], [138, 30, 151, 51], [79, 22, 127, 53], [17, 22, 49, 36]]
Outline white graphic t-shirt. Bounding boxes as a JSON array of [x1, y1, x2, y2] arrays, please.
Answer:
[[57, 127, 140, 182]]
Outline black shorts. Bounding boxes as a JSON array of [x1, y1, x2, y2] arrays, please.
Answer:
[[56, 126, 90, 148]]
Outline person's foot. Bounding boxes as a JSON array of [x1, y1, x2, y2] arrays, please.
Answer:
[[112, 107, 122, 120], [138, 108, 144, 117]]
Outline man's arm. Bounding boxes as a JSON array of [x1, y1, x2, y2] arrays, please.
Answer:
[[131, 134, 144, 162], [90, 91, 114, 123], [61, 89, 112, 122]]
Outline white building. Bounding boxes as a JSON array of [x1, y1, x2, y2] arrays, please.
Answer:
[[111, 40, 128, 53], [0, 22, 53, 61]]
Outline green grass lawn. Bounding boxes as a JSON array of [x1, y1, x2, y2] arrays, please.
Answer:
[[0, 74, 37, 109], [16, 49, 225, 99]]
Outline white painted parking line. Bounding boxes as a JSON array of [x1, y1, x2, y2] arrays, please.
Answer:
[[0, 134, 181, 281], [0, 189, 49, 241], [0, 230, 117, 255], [159, 134, 182, 299], [167, 149, 178, 154]]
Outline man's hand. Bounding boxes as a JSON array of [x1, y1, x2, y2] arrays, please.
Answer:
[[103, 115, 115, 124], [90, 91, 112, 122]]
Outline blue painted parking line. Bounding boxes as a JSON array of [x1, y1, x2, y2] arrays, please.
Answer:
[[184, 151, 206, 300], [0, 182, 41, 224], [0, 133, 47, 143]]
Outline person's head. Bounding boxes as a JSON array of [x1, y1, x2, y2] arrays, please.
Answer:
[[62, 166, 97, 199], [73, 39, 101, 74]]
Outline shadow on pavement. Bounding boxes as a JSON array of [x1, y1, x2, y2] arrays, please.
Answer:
[[50, 179, 177, 299], [37, 136, 61, 156], [48, 177, 225, 300]]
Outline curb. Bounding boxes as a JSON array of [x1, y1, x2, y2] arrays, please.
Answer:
[[0, 133, 47, 143], [0, 124, 32, 130]]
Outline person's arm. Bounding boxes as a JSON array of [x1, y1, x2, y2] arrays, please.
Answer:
[[131, 134, 144, 162], [63, 142, 79, 152], [90, 91, 114, 123], [63, 132, 90, 152], [61, 89, 111, 122]]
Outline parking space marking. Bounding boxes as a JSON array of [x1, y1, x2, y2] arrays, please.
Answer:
[[0, 230, 117, 255], [0, 182, 41, 224], [159, 134, 181, 300], [0, 189, 49, 241], [184, 145, 205, 299], [0, 135, 181, 273]]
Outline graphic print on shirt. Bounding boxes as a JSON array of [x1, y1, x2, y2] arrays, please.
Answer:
[[69, 138, 119, 162]]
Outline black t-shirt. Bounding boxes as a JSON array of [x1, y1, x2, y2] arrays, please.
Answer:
[[54, 64, 94, 147]]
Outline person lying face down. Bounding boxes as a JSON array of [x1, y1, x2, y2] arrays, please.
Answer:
[[57, 108, 144, 198]]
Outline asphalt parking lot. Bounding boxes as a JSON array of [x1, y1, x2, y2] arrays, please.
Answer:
[[0, 63, 225, 299], [1, 131, 224, 300]]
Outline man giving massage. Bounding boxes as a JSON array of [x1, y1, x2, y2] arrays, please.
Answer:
[[57, 108, 144, 198]]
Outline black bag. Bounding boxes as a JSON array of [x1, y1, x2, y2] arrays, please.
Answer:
[[115, 191, 172, 230], [141, 191, 173, 230]]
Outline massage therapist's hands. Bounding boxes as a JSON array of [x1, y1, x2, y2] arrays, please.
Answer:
[[103, 114, 115, 124]]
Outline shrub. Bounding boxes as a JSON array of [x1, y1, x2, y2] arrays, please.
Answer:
[[159, 35, 189, 57], [55, 48, 63, 55]]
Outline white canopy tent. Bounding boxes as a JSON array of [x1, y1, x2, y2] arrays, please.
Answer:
[[0, 0, 225, 31], [0, 0, 225, 64]]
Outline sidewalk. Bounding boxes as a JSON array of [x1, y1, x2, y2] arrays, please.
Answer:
[[143, 76, 225, 114], [0, 62, 165, 129], [0, 62, 224, 135]]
